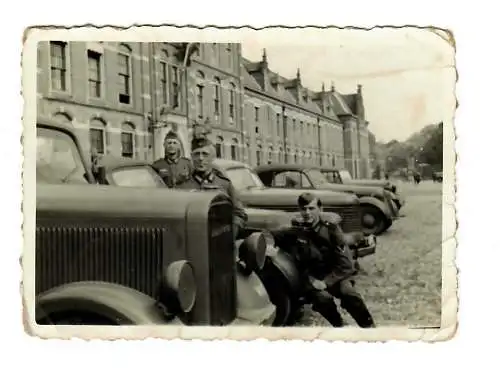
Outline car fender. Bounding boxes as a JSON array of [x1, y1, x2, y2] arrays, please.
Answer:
[[260, 250, 302, 297], [359, 196, 392, 220], [236, 271, 277, 324], [36, 281, 174, 325]]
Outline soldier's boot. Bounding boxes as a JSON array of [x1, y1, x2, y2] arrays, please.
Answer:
[[340, 295, 376, 328], [312, 301, 345, 327]]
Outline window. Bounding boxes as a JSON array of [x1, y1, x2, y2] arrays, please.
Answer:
[[226, 43, 232, 68], [214, 77, 221, 116], [229, 83, 236, 120], [273, 171, 312, 189], [159, 51, 168, 104], [268, 147, 273, 163], [276, 114, 281, 136], [121, 123, 135, 158], [87, 50, 102, 98], [37, 127, 87, 185], [254, 106, 259, 122], [215, 136, 223, 158], [90, 118, 106, 155], [255, 126, 259, 134], [90, 128, 105, 155], [231, 139, 238, 160], [171, 66, 180, 108], [112, 167, 165, 188], [50, 41, 68, 92], [196, 84, 204, 119], [118, 44, 132, 104], [256, 145, 262, 166]]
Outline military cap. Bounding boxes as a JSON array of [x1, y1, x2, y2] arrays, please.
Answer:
[[191, 136, 213, 151], [164, 130, 179, 141]]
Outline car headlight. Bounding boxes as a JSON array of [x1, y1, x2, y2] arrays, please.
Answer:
[[160, 260, 197, 314], [236, 232, 267, 272]]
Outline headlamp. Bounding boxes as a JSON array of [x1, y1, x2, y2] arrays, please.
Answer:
[[160, 260, 197, 314], [236, 232, 267, 272]]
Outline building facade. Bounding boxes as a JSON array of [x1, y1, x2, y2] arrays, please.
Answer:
[[36, 42, 373, 177]]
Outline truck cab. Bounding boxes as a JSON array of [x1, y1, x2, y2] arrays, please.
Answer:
[[34, 117, 275, 326]]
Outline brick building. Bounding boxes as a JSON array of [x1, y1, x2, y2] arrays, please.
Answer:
[[36, 42, 373, 178]]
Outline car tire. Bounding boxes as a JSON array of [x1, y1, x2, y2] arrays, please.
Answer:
[[361, 205, 389, 236]]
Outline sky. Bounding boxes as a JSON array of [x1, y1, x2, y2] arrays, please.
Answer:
[[240, 28, 456, 143]]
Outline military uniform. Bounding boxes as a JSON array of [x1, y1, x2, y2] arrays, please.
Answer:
[[176, 136, 248, 240], [151, 130, 192, 188], [273, 214, 375, 327], [151, 156, 192, 188]]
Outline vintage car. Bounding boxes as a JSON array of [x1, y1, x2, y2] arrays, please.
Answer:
[[432, 171, 443, 183], [254, 164, 396, 236], [35, 117, 276, 326], [94, 156, 377, 326], [321, 167, 405, 211]]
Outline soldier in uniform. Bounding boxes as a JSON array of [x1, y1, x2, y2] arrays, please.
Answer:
[[151, 130, 192, 188], [273, 192, 376, 328], [176, 131, 248, 240]]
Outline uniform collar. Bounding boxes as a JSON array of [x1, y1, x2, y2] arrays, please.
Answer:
[[164, 154, 179, 164], [193, 170, 214, 184]]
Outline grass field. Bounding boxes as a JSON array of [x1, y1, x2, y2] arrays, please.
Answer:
[[299, 180, 443, 327]]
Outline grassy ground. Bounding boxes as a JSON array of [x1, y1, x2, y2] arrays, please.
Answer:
[[299, 180, 443, 327]]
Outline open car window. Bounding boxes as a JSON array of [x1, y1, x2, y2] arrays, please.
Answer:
[[111, 166, 165, 188], [273, 171, 312, 188], [306, 169, 329, 185], [37, 127, 88, 185]]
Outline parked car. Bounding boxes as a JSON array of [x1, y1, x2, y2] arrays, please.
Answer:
[[321, 167, 405, 211], [255, 164, 395, 236], [432, 171, 443, 183], [35, 117, 276, 326], [95, 156, 377, 326]]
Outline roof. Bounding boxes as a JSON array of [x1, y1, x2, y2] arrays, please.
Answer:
[[212, 158, 251, 171], [241, 68, 262, 91], [254, 163, 321, 174], [98, 155, 152, 171], [37, 115, 76, 136]]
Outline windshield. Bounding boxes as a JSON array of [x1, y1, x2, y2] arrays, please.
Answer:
[[37, 127, 88, 184], [307, 169, 329, 185], [225, 167, 265, 190], [339, 170, 352, 180], [111, 166, 165, 188]]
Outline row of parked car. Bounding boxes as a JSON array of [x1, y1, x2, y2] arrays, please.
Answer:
[[34, 116, 405, 327]]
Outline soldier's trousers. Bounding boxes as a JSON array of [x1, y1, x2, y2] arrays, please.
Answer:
[[310, 279, 375, 328]]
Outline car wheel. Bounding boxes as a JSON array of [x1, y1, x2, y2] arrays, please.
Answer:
[[361, 206, 387, 236]]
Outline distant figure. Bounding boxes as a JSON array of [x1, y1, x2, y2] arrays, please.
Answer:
[[384, 172, 389, 181], [413, 171, 421, 185]]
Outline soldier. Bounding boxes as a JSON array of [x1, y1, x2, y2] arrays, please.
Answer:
[[151, 130, 192, 188], [176, 133, 248, 240], [273, 192, 376, 328]]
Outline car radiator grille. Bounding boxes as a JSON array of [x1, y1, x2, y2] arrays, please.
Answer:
[[207, 200, 237, 325], [324, 205, 363, 233], [35, 225, 164, 299]]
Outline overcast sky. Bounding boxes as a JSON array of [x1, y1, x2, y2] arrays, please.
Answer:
[[240, 28, 456, 143]]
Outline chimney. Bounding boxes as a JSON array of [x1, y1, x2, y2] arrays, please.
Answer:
[[330, 82, 335, 93], [261, 48, 268, 67], [296, 68, 301, 84]]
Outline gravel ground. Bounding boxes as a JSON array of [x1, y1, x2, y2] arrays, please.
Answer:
[[299, 180, 443, 327]]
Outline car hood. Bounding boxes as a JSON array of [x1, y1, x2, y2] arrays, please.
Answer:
[[344, 179, 392, 188], [244, 207, 293, 231], [238, 187, 359, 208], [316, 183, 386, 198]]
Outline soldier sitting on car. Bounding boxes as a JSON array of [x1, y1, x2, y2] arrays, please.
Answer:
[[175, 127, 248, 240], [272, 192, 376, 328], [151, 129, 192, 188]]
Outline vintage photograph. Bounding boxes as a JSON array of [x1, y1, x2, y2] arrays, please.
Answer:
[[23, 26, 456, 340]]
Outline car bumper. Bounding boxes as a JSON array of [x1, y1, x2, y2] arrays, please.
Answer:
[[351, 234, 377, 258]]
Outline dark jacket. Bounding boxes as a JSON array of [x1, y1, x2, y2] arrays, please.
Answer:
[[151, 156, 192, 188], [176, 168, 248, 239], [272, 214, 356, 282]]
